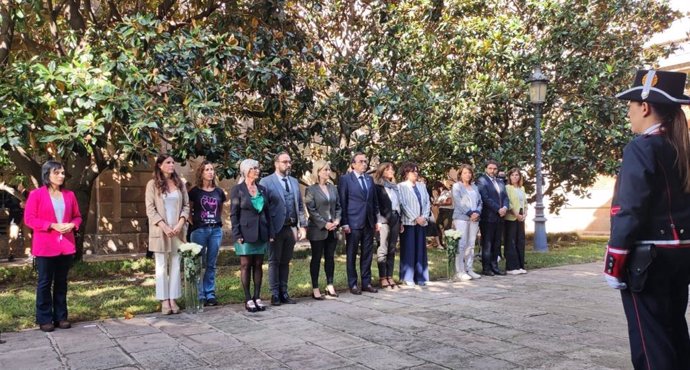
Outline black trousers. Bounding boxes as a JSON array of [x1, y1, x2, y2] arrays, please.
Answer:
[[345, 226, 374, 288], [504, 220, 525, 271], [620, 247, 690, 370], [309, 232, 337, 288], [35, 254, 73, 325], [268, 226, 296, 296], [479, 220, 503, 272]]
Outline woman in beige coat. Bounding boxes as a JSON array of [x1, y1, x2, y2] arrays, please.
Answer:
[[145, 154, 190, 314]]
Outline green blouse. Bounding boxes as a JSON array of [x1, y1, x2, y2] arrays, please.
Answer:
[[250, 193, 264, 213]]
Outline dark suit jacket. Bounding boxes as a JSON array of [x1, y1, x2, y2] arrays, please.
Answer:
[[374, 181, 399, 222], [305, 183, 342, 241], [338, 171, 379, 230], [259, 173, 307, 234], [230, 183, 273, 243], [476, 174, 509, 223]]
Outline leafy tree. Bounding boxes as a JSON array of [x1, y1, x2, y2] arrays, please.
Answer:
[[0, 1, 322, 258], [0, 0, 681, 261], [297, 0, 678, 210]]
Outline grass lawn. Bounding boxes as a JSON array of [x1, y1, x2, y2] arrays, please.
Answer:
[[0, 235, 606, 332]]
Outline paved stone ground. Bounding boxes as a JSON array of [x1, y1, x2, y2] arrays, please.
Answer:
[[0, 262, 638, 370]]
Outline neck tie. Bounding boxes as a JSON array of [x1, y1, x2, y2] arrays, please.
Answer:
[[359, 175, 367, 193], [282, 177, 290, 193], [412, 185, 423, 216], [491, 177, 500, 193]]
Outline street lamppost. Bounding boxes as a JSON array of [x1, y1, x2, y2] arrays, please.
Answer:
[[528, 66, 549, 252]]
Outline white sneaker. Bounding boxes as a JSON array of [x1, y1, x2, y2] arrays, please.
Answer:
[[459, 273, 472, 282], [507, 269, 521, 275], [519, 269, 527, 274], [404, 281, 416, 287], [467, 271, 481, 279]]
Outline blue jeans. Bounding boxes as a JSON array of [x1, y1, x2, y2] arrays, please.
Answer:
[[35, 254, 73, 325], [190, 226, 222, 300]]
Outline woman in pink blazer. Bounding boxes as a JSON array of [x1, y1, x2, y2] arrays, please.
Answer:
[[24, 161, 82, 332]]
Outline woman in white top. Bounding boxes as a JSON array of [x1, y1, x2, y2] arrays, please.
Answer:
[[451, 164, 483, 281], [397, 162, 431, 286], [145, 154, 190, 315]]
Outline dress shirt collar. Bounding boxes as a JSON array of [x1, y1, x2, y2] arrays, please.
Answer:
[[641, 123, 662, 135]]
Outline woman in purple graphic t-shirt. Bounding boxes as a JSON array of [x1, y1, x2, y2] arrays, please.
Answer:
[[188, 161, 226, 307]]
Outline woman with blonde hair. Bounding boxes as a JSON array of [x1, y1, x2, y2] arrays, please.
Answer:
[[305, 160, 341, 299], [373, 162, 402, 289], [145, 154, 190, 315], [188, 160, 226, 306], [230, 159, 273, 312]]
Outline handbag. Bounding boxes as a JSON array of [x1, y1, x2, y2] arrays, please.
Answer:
[[626, 244, 656, 293]]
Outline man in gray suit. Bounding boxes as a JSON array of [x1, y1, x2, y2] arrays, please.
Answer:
[[260, 152, 307, 305]]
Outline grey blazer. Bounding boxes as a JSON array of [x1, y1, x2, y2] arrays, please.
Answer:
[[260, 173, 307, 234], [304, 183, 342, 241], [452, 182, 483, 221]]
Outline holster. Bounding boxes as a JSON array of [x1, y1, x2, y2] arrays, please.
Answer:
[[626, 244, 656, 293]]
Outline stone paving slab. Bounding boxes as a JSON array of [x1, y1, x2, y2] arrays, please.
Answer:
[[0, 262, 671, 369]]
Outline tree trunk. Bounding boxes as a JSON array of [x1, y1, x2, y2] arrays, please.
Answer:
[[0, 0, 14, 66], [70, 183, 93, 261]]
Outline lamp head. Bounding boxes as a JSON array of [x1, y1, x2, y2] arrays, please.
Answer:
[[528, 66, 549, 104]]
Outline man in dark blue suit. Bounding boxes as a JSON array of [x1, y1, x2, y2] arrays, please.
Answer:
[[476, 160, 509, 276], [338, 152, 380, 294]]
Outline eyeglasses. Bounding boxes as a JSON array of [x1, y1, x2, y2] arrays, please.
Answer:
[[250, 167, 260, 171], [355, 160, 368, 164]]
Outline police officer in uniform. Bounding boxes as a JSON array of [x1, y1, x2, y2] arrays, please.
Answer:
[[604, 69, 690, 369]]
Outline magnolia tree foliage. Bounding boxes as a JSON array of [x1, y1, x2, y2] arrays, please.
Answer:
[[0, 0, 680, 257], [0, 0, 322, 257], [298, 0, 677, 209]]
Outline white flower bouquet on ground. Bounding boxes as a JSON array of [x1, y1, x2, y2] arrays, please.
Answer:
[[443, 229, 462, 279], [178, 242, 204, 313]]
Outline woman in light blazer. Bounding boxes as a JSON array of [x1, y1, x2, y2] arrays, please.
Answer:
[[24, 160, 82, 332], [397, 162, 431, 286], [305, 160, 341, 299], [145, 154, 190, 315], [451, 164, 483, 281], [504, 168, 528, 275]]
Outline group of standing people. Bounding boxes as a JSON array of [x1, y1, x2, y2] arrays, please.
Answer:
[[23, 152, 532, 330], [21, 67, 690, 370], [21, 152, 531, 331], [448, 161, 529, 281]]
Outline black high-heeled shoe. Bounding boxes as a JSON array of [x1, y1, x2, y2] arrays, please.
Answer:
[[253, 298, 267, 311], [325, 288, 339, 297], [311, 292, 325, 300], [245, 300, 257, 313]]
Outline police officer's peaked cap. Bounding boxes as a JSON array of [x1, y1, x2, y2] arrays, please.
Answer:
[[616, 69, 690, 105]]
